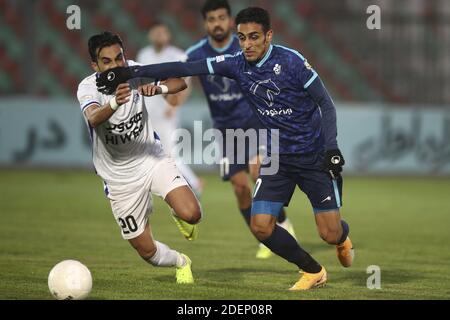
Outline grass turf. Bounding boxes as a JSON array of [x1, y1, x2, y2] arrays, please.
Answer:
[[0, 170, 449, 300]]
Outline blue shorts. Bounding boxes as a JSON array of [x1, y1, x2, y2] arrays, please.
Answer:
[[217, 117, 266, 181], [252, 152, 343, 215]]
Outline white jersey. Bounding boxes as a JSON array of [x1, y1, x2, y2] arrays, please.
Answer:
[[136, 46, 202, 195], [136, 44, 187, 67], [77, 60, 162, 185], [136, 45, 187, 129]]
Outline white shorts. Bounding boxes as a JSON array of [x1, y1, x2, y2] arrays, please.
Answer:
[[105, 155, 188, 240]]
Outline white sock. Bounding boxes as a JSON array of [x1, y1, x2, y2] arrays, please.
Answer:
[[146, 241, 181, 267], [176, 254, 187, 267]]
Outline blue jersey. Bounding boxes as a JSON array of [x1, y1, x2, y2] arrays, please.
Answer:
[[128, 43, 338, 155], [207, 44, 326, 155], [186, 36, 254, 129]]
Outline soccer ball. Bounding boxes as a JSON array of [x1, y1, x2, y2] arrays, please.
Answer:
[[48, 260, 92, 300]]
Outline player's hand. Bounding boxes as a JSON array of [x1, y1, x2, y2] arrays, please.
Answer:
[[324, 149, 345, 179], [138, 84, 162, 97], [115, 83, 132, 105], [96, 66, 134, 95]]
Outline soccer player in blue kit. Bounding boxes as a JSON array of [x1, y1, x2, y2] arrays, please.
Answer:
[[97, 7, 354, 290], [184, 0, 296, 259]]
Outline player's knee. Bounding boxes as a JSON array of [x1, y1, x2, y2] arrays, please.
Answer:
[[250, 221, 273, 241], [189, 206, 202, 224], [177, 201, 202, 224], [319, 228, 341, 245], [231, 181, 251, 202]]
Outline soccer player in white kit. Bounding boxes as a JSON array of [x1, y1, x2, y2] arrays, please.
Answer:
[[136, 23, 202, 197], [77, 32, 201, 284]]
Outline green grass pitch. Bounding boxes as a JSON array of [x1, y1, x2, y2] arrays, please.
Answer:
[[1, 170, 449, 300]]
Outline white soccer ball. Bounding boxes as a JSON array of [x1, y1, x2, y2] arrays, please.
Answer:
[[48, 260, 92, 300]]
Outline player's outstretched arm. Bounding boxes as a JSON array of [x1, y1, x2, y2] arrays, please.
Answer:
[[96, 61, 210, 95], [164, 77, 192, 107], [85, 83, 131, 128], [138, 78, 187, 97], [162, 78, 188, 94]]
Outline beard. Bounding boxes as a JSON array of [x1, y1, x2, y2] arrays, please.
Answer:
[[210, 28, 230, 42]]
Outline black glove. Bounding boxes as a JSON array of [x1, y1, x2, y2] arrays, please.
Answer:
[[324, 149, 345, 179], [96, 66, 136, 95]]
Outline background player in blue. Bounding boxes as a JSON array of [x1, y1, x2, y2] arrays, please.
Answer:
[[97, 7, 355, 291], [185, 0, 296, 259]]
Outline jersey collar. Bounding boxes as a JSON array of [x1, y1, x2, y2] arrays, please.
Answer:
[[256, 44, 273, 68], [208, 35, 235, 53]]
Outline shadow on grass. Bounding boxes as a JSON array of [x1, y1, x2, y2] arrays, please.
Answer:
[[151, 242, 348, 286], [301, 241, 335, 255], [332, 267, 421, 287], [151, 267, 293, 286]]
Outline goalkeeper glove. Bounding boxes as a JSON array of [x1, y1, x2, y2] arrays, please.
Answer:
[[96, 66, 138, 95], [324, 149, 345, 179]]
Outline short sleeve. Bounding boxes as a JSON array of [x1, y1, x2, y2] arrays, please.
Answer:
[[77, 80, 102, 113], [299, 59, 318, 89]]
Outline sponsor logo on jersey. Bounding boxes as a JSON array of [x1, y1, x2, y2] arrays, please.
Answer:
[[257, 107, 293, 117], [104, 112, 144, 145], [273, 64, 282, 75], [249, 79, 281, 108], [207, 75, 232, 93]]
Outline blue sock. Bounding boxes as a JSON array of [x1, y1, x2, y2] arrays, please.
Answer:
[[277, 208, 286, 223], [240, 207, 251, 226], [262, 225, 322, 273], [338, 220, 349, 244]]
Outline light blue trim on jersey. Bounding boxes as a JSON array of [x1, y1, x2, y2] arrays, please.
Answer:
[[206, 57, 215, 74], [223, 52, 242, 59], [228, 51, 243, 58], [205, 53, 241, 74], [251, 200, 284, 216], [185, 39, 208, 56], [313, 207, 340, 214], [332, 179, 341, 207], [304, 71, 318, 89], [209, 35, 236, 53], [275, 45, 317, 89], [256, 44, 274, 68], [275, 45, 306, 61]]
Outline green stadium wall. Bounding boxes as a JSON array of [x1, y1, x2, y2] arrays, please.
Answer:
[[0, 98, 449, 175]]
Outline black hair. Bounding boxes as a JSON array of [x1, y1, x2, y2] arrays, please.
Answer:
[[235, 7, 271, 33], [88, 31, 124, 62], [150, 20, 168, 29], [201, 0, 231, 19]]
